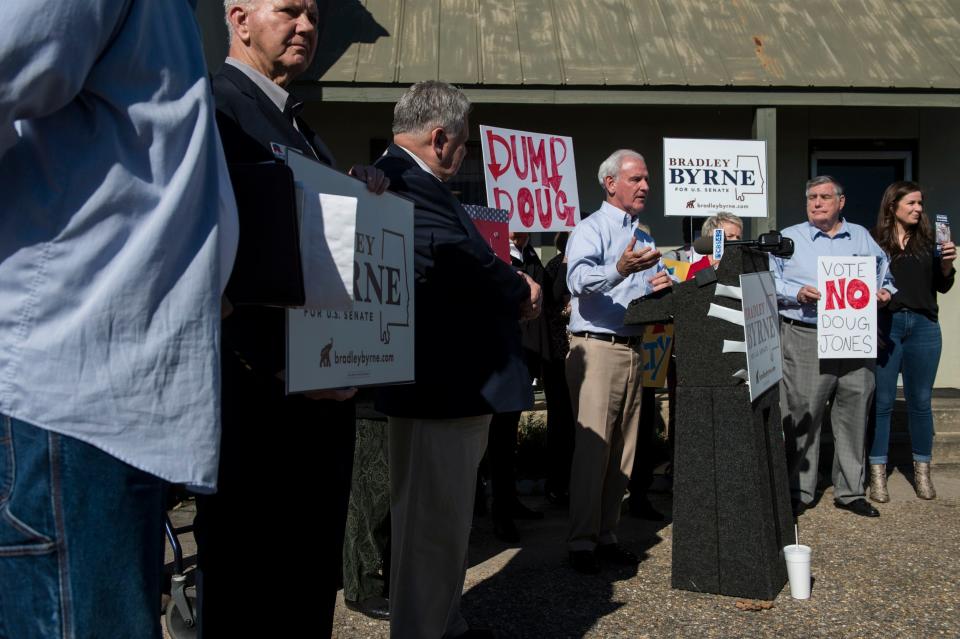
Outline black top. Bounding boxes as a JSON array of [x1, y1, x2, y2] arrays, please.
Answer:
[[886, 246, 955, 322], [513, 244, 552, 359], [543, 253, 571, 361]]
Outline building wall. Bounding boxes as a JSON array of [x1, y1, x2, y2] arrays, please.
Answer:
[[305, 100, 959, 387], [304, 101, 758, 244]]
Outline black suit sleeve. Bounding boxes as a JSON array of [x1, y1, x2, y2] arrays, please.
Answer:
[[382, 157, 530, 309]]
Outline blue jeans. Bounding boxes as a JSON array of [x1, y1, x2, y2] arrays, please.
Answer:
[[870, 310, 942, 464], [0, 415, 165, 639]]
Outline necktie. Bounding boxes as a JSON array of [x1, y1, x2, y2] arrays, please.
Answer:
[[282, 96, 318, 161]]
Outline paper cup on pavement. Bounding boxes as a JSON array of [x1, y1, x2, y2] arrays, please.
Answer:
[[783, 544, 812, 599]]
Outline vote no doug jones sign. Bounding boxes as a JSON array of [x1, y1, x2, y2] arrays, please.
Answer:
[[480, 125, 581, 232], [816, 256, 877, 359]]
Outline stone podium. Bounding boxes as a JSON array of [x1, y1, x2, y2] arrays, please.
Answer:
[[625, 247, 794, 600]]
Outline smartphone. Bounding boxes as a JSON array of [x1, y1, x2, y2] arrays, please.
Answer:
[[935, 214, 950, 257]]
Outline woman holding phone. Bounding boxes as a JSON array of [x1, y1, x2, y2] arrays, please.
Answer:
[[869, 181, 956, 502]]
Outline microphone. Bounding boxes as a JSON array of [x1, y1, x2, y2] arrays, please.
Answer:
[[692, 231, 794, 258]]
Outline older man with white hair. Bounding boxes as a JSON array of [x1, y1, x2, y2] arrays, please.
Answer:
[[194, 1, 386, 637], [565, 149, 673, 574]]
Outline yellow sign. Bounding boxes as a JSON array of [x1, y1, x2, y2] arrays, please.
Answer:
[[662, 258, 691, 282], [641, 323, 674, 388]]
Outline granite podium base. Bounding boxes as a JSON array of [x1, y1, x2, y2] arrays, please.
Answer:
[[671, 384, 794, 600]]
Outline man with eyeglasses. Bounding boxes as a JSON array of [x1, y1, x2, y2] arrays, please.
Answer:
[[770, 175, 895, 518]]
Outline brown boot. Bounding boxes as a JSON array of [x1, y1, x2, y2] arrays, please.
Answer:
[[913, 461, 936, 500], [869, 464, 889, 503]]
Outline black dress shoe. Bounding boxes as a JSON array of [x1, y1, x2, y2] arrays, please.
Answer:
[[595, 543, 640, 565], [834, 498, 880, 518], [493, 517, 521, 543], [629, 499, 665, 521], [791, 500, 809, 517], [569, 550, 601, 574], [344, 596, 390, 621]]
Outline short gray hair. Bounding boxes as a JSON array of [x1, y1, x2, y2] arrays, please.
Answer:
[[805, 175, 844, 198], [702, 212, 743, 236], [223, 0, 254, 36], [597, 149, 645, 188], [392, 81, 472, 138]]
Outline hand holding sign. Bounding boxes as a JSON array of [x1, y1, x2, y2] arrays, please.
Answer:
[[877, 287, 892, 306], [647, 269, 673, 292], [519, 271, 542, 320], [797, 285, 821, 305], [347, 164, 390, 194]]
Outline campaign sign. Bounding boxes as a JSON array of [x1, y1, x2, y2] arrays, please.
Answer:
[[816, 256, 877, 359], [480, 125, 580, 232], [640, 323, 674, 388], [663, 138, 767, 218], [463, 204, 510, 264], [661, 258, 692, 282], [739, 272, 782, 401], [285, 151, 415, 392]]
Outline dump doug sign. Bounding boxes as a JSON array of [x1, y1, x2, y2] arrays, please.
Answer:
[[480, 125, 580, 232]]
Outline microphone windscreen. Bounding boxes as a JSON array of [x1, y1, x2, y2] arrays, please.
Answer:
[[692, 235, 715, 255]]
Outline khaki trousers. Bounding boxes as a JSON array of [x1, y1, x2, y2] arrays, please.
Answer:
[[388, 415, 491, 639], [565, 335, 643, 551]]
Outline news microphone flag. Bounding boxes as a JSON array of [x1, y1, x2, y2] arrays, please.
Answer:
[[464, 204, 511, 264]]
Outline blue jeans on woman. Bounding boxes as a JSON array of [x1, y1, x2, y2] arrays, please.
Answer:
[[870, 310, 942, 465], [0, 415, 165, 639]]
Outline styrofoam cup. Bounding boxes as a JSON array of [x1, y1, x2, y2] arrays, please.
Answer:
[[783, 544, 811, 599]]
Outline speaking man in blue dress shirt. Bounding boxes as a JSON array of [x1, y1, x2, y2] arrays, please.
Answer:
[[771, 175, 895, 519], [564, 149, 673, 574], [0, 1, 237, 637]]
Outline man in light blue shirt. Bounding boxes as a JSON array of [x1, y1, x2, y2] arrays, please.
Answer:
[[564, 149, 672, 574], [771, 176, 893, 519], [0, 1, 237, 636]]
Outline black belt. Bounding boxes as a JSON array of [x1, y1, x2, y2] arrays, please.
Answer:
[[781, 316, 816, 328], [571, 331, 643, 346]]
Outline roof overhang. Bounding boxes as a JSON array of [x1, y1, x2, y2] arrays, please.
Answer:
[[304, 85, 960, 108]]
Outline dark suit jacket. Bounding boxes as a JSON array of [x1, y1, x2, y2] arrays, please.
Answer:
[[214, 63, 333, 377], [214, 63, 334, 167], [374, 144, 533, 418]]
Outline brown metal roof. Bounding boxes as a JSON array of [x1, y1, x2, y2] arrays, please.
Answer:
[[318, 0, 960, 90]]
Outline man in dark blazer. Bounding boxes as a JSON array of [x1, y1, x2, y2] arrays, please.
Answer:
[[375, 81, 540, 639], [195, 1, 386, 637]]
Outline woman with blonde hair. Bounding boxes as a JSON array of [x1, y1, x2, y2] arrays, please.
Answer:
[[869, 181, 956, 502]]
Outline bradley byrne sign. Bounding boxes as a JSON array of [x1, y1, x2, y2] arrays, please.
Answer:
[[739, 271, 782, 402], [663, 138, 767, 218], [285, 150, 415, 392], [480, 125, 581, 232]]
